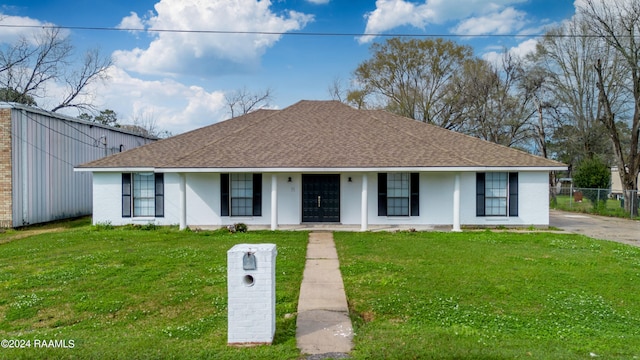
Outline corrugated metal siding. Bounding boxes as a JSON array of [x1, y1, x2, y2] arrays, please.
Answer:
[[10, 107, 154, 227]]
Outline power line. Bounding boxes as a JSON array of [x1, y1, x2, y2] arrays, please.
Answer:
[[0, 23, 600, 39], [21, 110, 102, 148]]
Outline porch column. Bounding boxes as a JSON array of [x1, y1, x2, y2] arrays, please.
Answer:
[[452, 173, 461, 232], [361, 174, 368, 231], [179, 173, 187, 230], [271, 174, 278, 231]]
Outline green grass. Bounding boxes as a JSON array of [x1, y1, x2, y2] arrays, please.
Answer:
[[4, 222, 640, 359], [552, 195, 640, 220], [334, 231, 640, 359], [0, 220, 308, 359]]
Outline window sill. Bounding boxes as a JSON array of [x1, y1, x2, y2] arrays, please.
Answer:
[[482, 217, 510, 221]]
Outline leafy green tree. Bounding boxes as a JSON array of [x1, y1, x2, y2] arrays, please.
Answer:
[[573, 157, 611, 205], [78, 109, 119, 127], [94, 109, 119, 127], [0, 87, 37, 106]]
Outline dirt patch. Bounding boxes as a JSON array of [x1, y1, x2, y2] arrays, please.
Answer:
[[0, 227, 69, 245]]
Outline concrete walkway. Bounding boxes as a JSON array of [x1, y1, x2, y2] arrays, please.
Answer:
[[296, 232, 353, 357]]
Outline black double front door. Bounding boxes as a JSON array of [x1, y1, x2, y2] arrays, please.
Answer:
[[302, 174, 340, 222]]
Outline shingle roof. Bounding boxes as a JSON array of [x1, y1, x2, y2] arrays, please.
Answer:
[[77, 100, 566, 170]]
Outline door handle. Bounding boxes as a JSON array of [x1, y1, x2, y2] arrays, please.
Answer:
[[318, 195, 321, 208]]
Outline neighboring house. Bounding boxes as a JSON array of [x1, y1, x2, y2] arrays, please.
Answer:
[[0, 103, 156, 227], [76, 100, 566, 231], [611, 166, 640, 199]]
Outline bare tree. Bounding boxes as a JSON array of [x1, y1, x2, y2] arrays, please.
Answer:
[[534, 16, 620, 168], [451, 52, 536, 148], [0, 27, 111, 112], [51, 47, 112, 112], [579, 0, 640, 215], [328, 76, 347, 103], [349, 37, 474, 129], [123, 111, 172, 139], [328, 76, 371, 110], [225, 87, 273, 118]]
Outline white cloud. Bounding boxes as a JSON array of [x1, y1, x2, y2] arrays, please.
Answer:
[[359, 0, 528, 43], [117, 12, 145, 33], [83, 66, 228, 134], [307, 0, 330, 4], [482, 38, 538, 66], [0, 13, 61, 44], [359, 0, 433, 43], [113, 0, 313, 77], [452, 7, 526, 35]]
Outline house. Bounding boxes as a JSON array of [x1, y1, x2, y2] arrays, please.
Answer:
[[76, 100, 566, 231], [0, 103, 156, 227], [611, 166, 639, 199]]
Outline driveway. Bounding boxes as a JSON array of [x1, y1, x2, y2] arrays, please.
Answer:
[[549, 210, 640, 247]]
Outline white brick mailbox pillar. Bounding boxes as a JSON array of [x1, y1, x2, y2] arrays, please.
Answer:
[[227, 243, 277, 345]]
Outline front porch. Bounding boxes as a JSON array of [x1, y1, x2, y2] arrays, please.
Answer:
[[192, 223, 454, 232]]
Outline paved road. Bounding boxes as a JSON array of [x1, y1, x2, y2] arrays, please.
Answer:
[[549, 210, 640, 247]]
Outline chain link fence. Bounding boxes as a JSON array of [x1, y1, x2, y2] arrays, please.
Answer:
[[550, 185, 640, 219]]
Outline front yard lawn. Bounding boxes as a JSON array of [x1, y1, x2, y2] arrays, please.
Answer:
[[0, 222, 308, 359], [335, 231, 640, 359], [3, 223, 640, 359]]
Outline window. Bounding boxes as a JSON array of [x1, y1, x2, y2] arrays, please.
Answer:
[[122, 173, 164, 218], [133, 173, 155, 216], [378, 173, 419, 217], [220, 173, 262, 217], [387, 173, 409, 216], [231, 173, 253, 216], [485, 172, 507, 216], [476, 172, 518, 217]]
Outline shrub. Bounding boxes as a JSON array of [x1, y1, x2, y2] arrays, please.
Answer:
[[573, 157, 611, 204], [234, 223, 248, 233]]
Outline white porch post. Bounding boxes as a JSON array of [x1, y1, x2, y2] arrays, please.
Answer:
[[453, 173, 461, 232], [271, 174, 278, 231], [179, 173, 187, 230], [361, 174, 368, 231]]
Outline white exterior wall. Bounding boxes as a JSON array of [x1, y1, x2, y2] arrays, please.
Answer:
[[92, 170, 552, 227], [459, 171, 549, 226]]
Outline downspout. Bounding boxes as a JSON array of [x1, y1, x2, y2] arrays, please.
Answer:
[[20, 109, 28, 226]]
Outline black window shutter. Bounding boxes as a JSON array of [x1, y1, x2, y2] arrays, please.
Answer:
[[155, 173, 164, 217], [509, 172, 518, 217], [253, 173, 262, 216], [378, 173, 387, 216], [220, 173, 229, 216], [476, 173, 485, 216], [122, 173, 131, 218], [410, 173, 420, 216]]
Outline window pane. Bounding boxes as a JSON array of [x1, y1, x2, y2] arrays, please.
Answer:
[[387, 173, 409, 216], [485, 173, 507, 216], [133, 173, 155, 217], [231, 173, 253, 216]]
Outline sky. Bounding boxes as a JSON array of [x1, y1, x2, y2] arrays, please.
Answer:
[[0, 0, 578, 135]]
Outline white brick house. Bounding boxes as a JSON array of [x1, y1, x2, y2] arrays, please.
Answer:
[[77, 100, 566, 230]]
